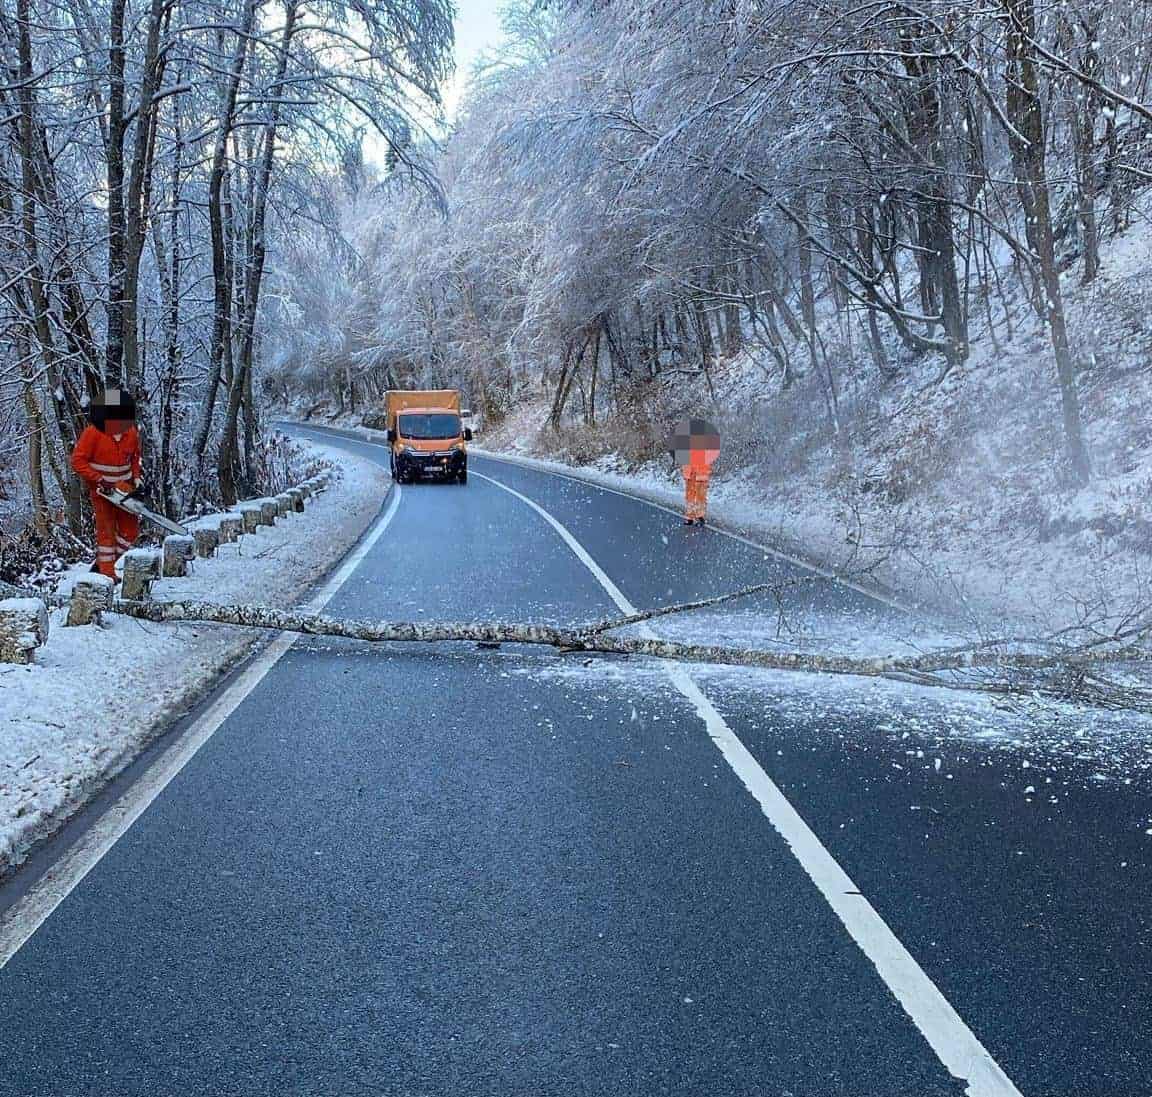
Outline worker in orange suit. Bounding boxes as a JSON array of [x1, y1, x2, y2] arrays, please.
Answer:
[[668, 417, 720, 526], [71, 389, 144, 579]]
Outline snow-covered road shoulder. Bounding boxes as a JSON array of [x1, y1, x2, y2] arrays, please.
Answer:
[[0, 444, 389, 878]]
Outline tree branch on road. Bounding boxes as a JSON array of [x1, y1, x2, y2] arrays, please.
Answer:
[[579, 576, 820, 636], [113, 598, 1152, 714]]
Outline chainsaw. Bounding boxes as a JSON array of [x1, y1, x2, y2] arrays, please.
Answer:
[[99, 486, 190, 537]]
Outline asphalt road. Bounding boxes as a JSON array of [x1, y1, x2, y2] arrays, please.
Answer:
[[0, 426, 1148, 1097]]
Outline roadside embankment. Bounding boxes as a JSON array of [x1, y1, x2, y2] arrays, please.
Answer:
[[0, 443, 388, 878]]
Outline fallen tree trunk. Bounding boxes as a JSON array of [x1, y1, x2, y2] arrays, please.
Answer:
[[113, 598, 1152, 686]]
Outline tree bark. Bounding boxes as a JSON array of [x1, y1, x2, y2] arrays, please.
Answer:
[[111, 598, 1152, 713], [120, 0, 170, 394], [105, 0, 127, 384]]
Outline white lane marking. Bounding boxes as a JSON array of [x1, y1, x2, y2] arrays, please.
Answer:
[[474, 448, 912, 614], [471, 468, 1022, 1097], [0, 486, 404, 969]]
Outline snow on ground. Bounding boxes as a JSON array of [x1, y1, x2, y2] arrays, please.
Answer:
[[601, 593, 1152, 784], [0, 443, 388, 877]]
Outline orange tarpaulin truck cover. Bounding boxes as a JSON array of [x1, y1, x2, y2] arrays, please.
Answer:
[[385, 390, 461, 431]]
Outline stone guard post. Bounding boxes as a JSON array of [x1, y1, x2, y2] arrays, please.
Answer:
[[65, 574, 116, 627], [0, 598, 50, 664]]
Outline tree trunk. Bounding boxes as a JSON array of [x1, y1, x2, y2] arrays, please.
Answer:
[[1003, 0, 1090, 483], [901, 34, 967, 362], [1066, 11, 1102, 284], [795, 191, 834, 430], [218, 0, 300, 504], [586, 323, 601, 426], [19, 339, 49, 537], [105, 0, 127, 384], [191, 0, 261, 482], [111, 598, 1152, 715], [120, 0, 169, 395]]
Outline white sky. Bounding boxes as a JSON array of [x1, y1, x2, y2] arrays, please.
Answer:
[[443, 0, 507, 120]]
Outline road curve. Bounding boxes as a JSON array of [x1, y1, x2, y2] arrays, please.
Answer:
[[0, 425, 1147, 1097]]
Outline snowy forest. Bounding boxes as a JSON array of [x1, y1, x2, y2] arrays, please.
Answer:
[[0, 0, 453, 580], [4, 0, 1152, 624], [266, 0, 1152, 629]]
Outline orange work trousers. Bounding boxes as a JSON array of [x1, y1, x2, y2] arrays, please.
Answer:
[[683, 469, 710, 522], [92, 490, 139, 578]]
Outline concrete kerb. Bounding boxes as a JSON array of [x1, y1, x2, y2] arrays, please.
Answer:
[[217, 514, 244, 543], [151, 477, 322, 583], [0, 468, 331, 661], [238, 502, 265, 533], [121, 550, 162, 601], [184, 514, 224, 534], [184, 516, 222, 560], [193, 527, 220, 559], [53, 475, 329, 639]]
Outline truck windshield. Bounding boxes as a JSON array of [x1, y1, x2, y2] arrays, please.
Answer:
[[398, 413, 461, 440]]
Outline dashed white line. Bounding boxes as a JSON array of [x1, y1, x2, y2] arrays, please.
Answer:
[[471, 467, 1023, 1097]]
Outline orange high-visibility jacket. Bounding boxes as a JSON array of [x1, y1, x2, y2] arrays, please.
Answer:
[[71, 425, 142, 490]]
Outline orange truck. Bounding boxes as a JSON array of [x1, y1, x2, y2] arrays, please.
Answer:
[[385, 390, 472, 484]]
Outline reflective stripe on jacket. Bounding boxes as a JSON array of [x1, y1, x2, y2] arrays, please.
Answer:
[[71, 425, 142, 488]]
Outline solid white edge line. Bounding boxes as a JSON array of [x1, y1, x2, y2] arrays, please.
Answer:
[[0, 485, 404, 970], [470, 468, 1023, 1097]]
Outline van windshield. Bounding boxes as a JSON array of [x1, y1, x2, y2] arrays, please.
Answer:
[[398, 413, 461, 440]]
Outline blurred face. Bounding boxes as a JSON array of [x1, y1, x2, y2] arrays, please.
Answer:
[[668, 418, 721, 468], [105, 417, 133, 437]]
